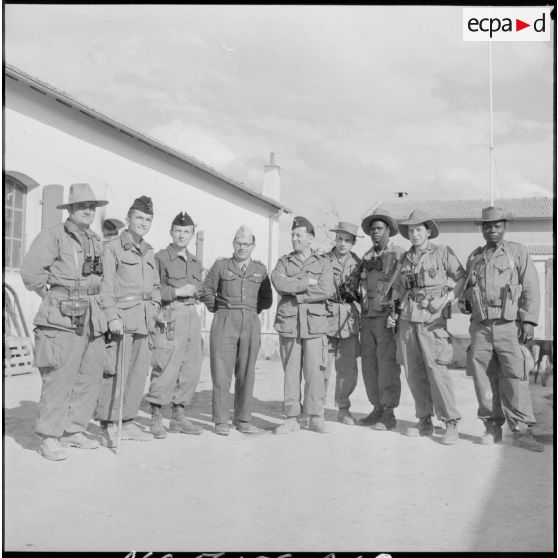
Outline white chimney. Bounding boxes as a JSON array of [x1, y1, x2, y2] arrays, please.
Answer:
[[263, 152, 280, 201]]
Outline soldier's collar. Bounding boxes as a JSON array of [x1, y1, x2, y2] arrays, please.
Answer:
[[167, 244, 191, 261], [120, 230, 152, 253], [64, 218, 91, 238]]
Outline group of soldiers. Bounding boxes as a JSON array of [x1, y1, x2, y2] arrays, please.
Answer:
[[21, 182, 544, 461]]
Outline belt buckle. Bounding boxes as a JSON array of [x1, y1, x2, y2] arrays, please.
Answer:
[[68, 286, 81, 299]]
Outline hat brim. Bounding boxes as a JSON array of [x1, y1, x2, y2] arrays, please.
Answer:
[[473, 217, 509, 226], [329, 228, 364, 238], [361, 214, 398, 237], [57, 199, 109, 209], [398, 219, 439, 240]]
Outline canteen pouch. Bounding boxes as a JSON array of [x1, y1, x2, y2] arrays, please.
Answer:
[[502, 284, 522, 321]]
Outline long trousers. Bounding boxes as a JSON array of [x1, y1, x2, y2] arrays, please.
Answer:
[[94, 333, 151, 423], [145, 305, 202, 407], [34, 322, 104, 437], [279, 335, 325, 417], [209, 309, 261, 424], [468, 319, 535, 429], [398, 319, 461, 422], [360, 316, 401, 408], [324, 335, 359, 409]]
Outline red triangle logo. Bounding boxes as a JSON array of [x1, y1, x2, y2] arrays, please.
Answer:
[[516, 19, 530, 31]]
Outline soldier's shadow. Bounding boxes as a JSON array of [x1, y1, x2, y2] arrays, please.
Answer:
[[138, 389, 288, 433], [4, 400, 42, 452]]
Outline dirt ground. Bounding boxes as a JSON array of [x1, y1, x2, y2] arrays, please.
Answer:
[[3, 358, 554, 553]]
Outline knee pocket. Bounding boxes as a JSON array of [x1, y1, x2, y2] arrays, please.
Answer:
[[433, 328, 453, 366]]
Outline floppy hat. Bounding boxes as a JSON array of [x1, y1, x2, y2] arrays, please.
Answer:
[[361, 210, 398, 237], [329, 221, 363, 238], [473, 206, 512, 226], [57, 183, 108, 209], [398, 209, 439, 240]]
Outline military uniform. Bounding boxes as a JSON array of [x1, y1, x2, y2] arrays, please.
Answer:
[[21, 219, 107, 441], [464, 240, 539, 432], [201, 257, 273, 426], [396, 241, 465, 425], [324, 248, 361, 412], [94, 230, 161, 424], [359, 241, 405, 414], [142, 244, 204, 430], [272, 251, 334, 420]]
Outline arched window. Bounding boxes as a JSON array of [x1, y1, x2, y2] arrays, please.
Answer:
[[4, 175, 27, 269]]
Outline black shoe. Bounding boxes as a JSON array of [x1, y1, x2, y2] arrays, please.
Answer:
[[407, 415, 434, 437], [480, 422, 503, 445], [358, 406, 384, 426]]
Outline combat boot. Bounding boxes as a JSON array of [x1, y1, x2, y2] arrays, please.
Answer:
[[169, 404, 203, 435], [309, 415, 329, 434], [38, 436, 67, 461], [150, 404, 167, 439], [337, 408, 356, 425], [441, 419, 459, 445], [357, 405, 384, 426], [373, 407, 396, 431], [274, 417, 300, 435], [480, 422, 503, 445], [407, 415, 434, 437], [512, 429, 544, 452], [60, 431, 99, 449]]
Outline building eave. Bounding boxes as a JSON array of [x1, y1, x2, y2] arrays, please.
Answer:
[[5, 64, 292, 215]]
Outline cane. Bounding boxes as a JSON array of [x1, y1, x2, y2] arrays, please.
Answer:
[[115, 330, 128, 454]]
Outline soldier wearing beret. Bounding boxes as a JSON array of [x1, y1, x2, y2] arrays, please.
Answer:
[[323, 221, 362, 425], [144, 211, 204, 438], [271, 216, 335, 434], [461, 206, 543, 452], [201, 225, 273, 435], [95, 196, 161, 446], [21, 183, 108, 460], [356, 210, 405, 430], [389, 210, 466, 445]]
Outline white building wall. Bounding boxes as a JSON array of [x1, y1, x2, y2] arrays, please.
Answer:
[[5, 81, 281, 336]]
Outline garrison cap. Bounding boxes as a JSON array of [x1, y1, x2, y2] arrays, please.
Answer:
[[130, 196, 153, 215], [234, 225, 255, 241], [292, 216, 315, 236], [172, 211, 195, 227]]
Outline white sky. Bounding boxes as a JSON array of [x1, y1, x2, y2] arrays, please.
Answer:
[[4, 5, 555, 242]]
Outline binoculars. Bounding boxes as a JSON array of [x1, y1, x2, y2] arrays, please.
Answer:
[[365, 256, 383, 272], [82, 255, 103, 276], [402, 269, 426, 291], [337, 281, 359, 304]]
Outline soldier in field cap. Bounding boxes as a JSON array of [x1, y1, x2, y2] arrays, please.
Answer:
[[95, 195, 161, 446], [271, 216, 334, 434], [460, 206, 543, 452], [201, 225, 273, 436], [21, 183, 108, 460], [323, 221, 362, 425], [355, 209, 405, 430], [144, 210, 204, 439]]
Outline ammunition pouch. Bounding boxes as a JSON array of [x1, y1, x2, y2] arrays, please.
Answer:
[[59, 298, 88, 336], [502, 284, 522, 321], [155, 306, 176, 341], [470, 285, 487, 322]]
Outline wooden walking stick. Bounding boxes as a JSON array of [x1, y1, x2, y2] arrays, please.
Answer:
[[115, 331, 127, 454]]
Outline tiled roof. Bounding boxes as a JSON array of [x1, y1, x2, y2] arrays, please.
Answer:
[[525, 244, 555, 256], [5, 64, 291, 214], [366, 197, 553, 221]]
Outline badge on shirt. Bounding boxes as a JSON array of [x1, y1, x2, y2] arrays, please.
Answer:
[[428, 267, 437, 279]]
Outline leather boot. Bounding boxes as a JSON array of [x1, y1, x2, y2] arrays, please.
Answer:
[[480, 422, 503, 445], [441, 419, 459, 445], [150, 404, 167, 439], [512, 429, 544, 452], [357, 405, 384, 426], [169, 404, 203, 435], [373, 407, 396, 430]]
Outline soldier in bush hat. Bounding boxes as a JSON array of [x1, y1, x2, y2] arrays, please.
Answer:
[[271, 216, 334, 434], [95, 196, 161, 446], [461, 206, 543, 452], [21, 183, 108, 460], [323, 221, 362, 425], [201, 225, 273, 435], [356, 208, 405, 430], [388, 209, 466, 445], [143, 210, 204, 439]]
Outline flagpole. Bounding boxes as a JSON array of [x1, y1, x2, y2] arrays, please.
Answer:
[[488, 38, 495, 206]]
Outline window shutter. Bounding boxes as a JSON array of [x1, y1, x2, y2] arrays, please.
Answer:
[[41, 184, 64, 229]]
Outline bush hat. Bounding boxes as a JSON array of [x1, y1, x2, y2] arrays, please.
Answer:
[[57, 183, 108, 209], [398, 209, 439, 240], [361, 210, 398, 237]]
